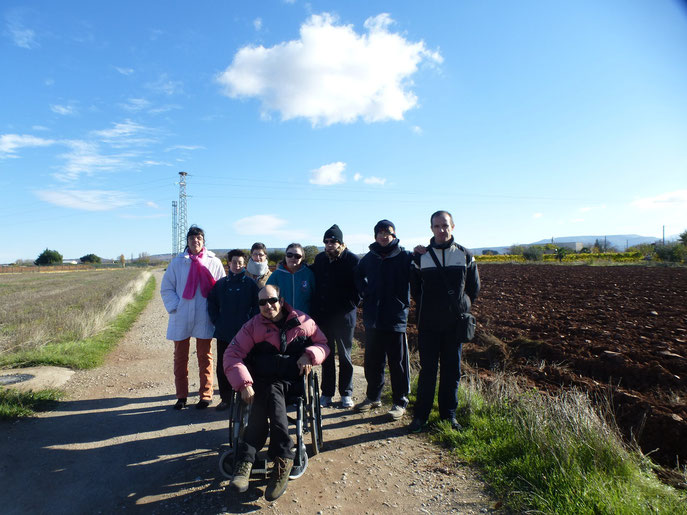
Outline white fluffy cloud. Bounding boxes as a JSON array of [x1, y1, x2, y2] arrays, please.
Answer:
[[632, 190, 687, 210], [0, 134, 55, 158], [35, 189, 135, 211], [310, 162, 346, 186], [5, 12, 38, 49], [57, 140, 129, 181], [217, 13, 442, 126], [234, 214, 307, 239], [51, 104, 76, 115], [363, 176, 386, 186]]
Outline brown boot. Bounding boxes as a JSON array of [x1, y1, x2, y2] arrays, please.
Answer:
[[264, 456, 293, 501], [230, 461, 253, 493]]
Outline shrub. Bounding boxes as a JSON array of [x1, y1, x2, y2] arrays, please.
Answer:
[[34, 248, 63, 266], [80, 253, 101, 264], [523, 246, 544, 261], [654, 243, 686, 263]]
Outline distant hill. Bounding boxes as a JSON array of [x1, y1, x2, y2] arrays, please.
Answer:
[[471, 234, 664, 255]]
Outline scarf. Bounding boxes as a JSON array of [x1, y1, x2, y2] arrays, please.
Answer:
[[369, 238, 400, 257], [246, 258, 268, 277], [182, 248, 217, 299]]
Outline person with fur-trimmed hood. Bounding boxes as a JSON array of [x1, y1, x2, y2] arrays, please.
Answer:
[[354, 219, 413, 421], [310, 224, 361, 409]]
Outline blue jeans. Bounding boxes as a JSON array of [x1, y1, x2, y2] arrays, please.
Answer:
[[319, 312, 355, 397], [413, 326, 462, 422]]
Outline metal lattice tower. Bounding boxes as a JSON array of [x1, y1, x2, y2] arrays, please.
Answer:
[[171, 201, 178, 255], [177, 172, 188, 254]]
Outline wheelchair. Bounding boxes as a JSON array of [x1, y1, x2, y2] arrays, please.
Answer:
[[218, 371, 323, 481]]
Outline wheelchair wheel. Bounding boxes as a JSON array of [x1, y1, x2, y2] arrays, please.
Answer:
[[308, 373, 322, 455], [289, 448, 308, 479], [218, 449, 234, 480]]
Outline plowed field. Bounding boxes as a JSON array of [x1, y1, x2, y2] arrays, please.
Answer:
[[465, 263, 687, 470]]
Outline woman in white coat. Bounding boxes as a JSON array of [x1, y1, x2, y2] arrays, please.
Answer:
[[160, 225, 226, 409]]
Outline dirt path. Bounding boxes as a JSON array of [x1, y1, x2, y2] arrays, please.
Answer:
[[1, 271, 495, 514]]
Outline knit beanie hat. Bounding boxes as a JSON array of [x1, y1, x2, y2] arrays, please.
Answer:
[[374, 219, 396, 236], [324, 224, 344, 244]]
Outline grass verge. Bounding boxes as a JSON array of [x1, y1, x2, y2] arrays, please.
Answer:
[[0, 388, 64, 420], [0, 275, 156, 370], [415, 374, 686, 514]]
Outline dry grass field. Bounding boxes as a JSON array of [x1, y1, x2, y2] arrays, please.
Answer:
[[0, 269, 149, 355]]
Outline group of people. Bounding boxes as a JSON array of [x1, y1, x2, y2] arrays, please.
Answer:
[[159, 210, 480, 501]]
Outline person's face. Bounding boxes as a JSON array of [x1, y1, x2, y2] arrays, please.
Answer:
[[431, 213, 455, 244], [229, 256, 245, 274], [187, 233, 204, 255], [285, 247, 303, 270], [324, 238, 341, 257], [375, 227, 395, 247], [251, 249, 267, 262], [258, 286, 282, 321]]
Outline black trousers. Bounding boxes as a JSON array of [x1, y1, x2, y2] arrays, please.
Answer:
[[363, 328, 410, 407], [320, 314, 355, 397], [413, 326, 462, 422], [238, 379, 295, 463], [216, 339, 232, 403]]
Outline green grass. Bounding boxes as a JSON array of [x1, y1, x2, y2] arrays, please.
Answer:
[[0, 388, 64, 420], [412, 375, 686, 514], [0, 275, 156, 370]]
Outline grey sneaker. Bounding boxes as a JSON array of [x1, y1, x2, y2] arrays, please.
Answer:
[[340, 395, 354, 408], [354, 398, 382, 412], [230, 461, 253, 493], [265, 456, 293, 501], [320, 395, 333, 408], [388, 404, 406, 420]]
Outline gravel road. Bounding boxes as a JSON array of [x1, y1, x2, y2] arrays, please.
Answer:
[[1, 271, 496, 514]]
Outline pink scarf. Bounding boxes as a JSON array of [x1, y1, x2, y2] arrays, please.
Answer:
[[182, 248, 217, 299]]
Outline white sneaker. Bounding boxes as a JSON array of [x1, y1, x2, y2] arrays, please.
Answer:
[[320, 395, 333, 408], [388, 405, 406, 420], [341, 396, 354, 408]]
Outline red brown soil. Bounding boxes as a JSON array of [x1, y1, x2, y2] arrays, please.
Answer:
[[461, 263, 687, 470]]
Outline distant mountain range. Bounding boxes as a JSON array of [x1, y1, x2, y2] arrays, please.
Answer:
[[471, 234, 672, 255]]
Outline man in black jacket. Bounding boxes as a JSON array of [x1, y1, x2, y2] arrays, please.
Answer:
[[207, 249, 260, 410], [409, 211, 480, 432], [311, 225, 361, 408], [354, 220, 413, 421]]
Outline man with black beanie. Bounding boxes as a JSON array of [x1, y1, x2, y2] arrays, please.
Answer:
[[310, 224, 361, 408], [353, 220, 412, 421]]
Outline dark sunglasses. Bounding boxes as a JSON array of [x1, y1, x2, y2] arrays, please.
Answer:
[[323, 238, 338, 244], [286, 252, 302, 259], [259, 297, 279, 306]]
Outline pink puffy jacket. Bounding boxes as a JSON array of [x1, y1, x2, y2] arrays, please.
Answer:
[[224, 303, 329, 392]]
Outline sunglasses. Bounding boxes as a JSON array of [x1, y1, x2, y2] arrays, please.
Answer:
[[259, 297, 279, 306], [323, 238, 338, 244], [286, 252, 302, 259]]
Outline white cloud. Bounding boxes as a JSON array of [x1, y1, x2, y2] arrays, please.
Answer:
[[146, 73, 183, 96], [51, 104, 76, 115], [532, 213, 543, 219], [353, 173, 362, 181], [363, 176, 386, 186], [56, 140, 129, 180], [579, 204, 606, 213], [91, 120, 157, 147], [253, 18, 263, 31], [115, 66, 135, 76], [165, 144, 205, 152], [35, 189, 135, 211], [632, 190, 687, 210], [310, 161, 346, 185], [32, 125, 49, 131], [234, 214, 307, 239], [146, 201, 160, 208], [412, 125, 423, 135], [5, 12, 38, 49], [217, 13, 442, 126], [0, 134, 55, 157], [120, 98, 150, 111]]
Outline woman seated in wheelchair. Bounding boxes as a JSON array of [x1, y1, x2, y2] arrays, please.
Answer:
[[223, 284, 329, 501]]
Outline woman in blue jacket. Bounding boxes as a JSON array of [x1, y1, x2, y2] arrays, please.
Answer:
[[266, 243, 315, 315]]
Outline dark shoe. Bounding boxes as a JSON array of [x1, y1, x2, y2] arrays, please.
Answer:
[[216, 401, 230, 411], [407, 418, 427, 434], [264, 456, 293, 501], [173, 398, 187, 410], [354, 398, 382, 412], [447, 417, 463, 431], [196, 400, 210, 410], [230, 461, 253, 493]]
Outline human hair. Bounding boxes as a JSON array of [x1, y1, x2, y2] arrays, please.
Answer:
[[281, 243, 304, 267], [430, 210, 454, 226], [251, 242, 267, 253], [227, 249, 246, 262], [261, 284, 281, 298], [185, 225, 205, 250]]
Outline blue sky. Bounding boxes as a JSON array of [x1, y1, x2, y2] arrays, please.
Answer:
[[2, 0, 686, 262]]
